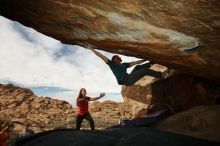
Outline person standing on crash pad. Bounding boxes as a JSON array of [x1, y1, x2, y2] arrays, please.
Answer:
[[76, 88, 105, 130]]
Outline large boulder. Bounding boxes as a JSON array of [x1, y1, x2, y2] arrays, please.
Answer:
[[0, 0, 220, 82], [122, 70, 219, 115], [0, 84, 75, 134], [89, 100, 125, 129], [155, 105, 220, 142], [12, 127, 220, 146]]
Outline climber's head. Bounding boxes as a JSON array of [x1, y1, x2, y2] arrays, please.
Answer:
[[112, 55, 122, 63]]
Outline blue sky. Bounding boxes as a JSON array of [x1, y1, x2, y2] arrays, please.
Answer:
[[0, 16, 139, 106]]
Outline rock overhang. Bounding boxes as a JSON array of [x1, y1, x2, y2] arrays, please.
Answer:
[[0, 0, 220, 83]]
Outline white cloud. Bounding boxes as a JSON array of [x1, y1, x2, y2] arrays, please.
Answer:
[[0, 16, 140, 99]]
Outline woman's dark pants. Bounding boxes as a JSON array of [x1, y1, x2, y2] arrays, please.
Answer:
[[76, 113, 95, 130]]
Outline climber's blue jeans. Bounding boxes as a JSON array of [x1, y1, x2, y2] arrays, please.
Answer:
[[120, 62, 162, 86]]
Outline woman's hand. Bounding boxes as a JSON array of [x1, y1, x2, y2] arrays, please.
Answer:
[[99, 92, 105, 98]]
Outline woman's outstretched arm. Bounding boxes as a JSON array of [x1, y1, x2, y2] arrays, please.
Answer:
[[90, 93, 105, 101]]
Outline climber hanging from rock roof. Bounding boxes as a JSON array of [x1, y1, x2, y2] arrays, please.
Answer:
[[89, 48, 170, 86]]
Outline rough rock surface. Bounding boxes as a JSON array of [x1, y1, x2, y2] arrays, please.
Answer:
[[0, 84, 75, 134], [13, 128, 220, 146], [121, 64, 167, 116], [155, 105, 220, 142], [122, 65, 220, 114], [89, 100, 129, 128], [0, 0, 220, 82]]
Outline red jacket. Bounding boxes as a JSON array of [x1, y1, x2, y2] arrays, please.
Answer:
[[77, 96, 91, 115]]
